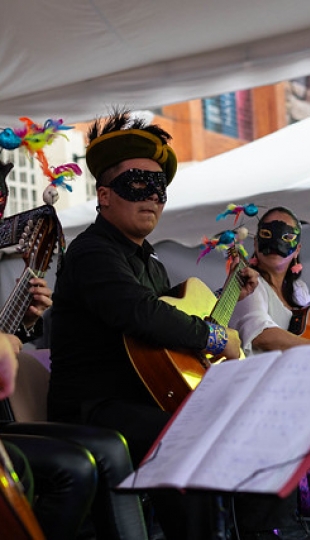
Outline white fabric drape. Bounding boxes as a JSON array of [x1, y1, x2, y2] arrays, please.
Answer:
[[1, 0, 310, 123]]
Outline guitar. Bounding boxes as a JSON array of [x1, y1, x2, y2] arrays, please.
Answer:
[[124, 254, 247, 413], [0, 214, 58, 421], [0, 212, 56, 536], [0, 439, 46, 539], [289, 304, 310, 336], [0, 215, 57, 335]]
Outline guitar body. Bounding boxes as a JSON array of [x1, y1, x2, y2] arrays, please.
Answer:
[[125, 338, 207, 414], [124, 277, 243, 413], [0, 444, 45, 539], [289, 304, 310, 336], [0, 470, 45, 539]]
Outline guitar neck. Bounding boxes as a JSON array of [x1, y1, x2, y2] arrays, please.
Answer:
[[0, 267, 43, 335], [210, 258, 247, 327]]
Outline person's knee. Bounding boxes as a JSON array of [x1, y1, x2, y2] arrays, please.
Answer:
[[53, 424, 134, 485], [91, 430, 134, 484], [1, 433, 98, 497], [1, 422, 134, 486]]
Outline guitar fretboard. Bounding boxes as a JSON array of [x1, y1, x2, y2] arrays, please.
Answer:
[[0, 267, 42, 335], [209, 258, 247, 327]]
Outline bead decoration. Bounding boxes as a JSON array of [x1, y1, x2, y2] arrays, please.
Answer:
[[206, 323, 228, 355]]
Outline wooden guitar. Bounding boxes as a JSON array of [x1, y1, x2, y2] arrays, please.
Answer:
[[124, 255, 247, 413], [0, 214, 58, 421], [0, 211, 57, 534], [289, 304, 310, 336], [0, 214, 57, 335], [0, 439, 46, 539]]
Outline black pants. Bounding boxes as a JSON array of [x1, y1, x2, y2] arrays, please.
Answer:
[[84, 398, 306, 540], [232, 491, 303, 538], [1, 421, 148, 540], [82, 398, 222, 540], [1, 432, 97, 540]]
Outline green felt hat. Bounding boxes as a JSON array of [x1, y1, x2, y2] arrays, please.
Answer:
[[86, 128, 177, 185]]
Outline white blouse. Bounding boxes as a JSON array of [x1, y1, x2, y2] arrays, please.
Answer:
[[229, 276, 310, 357]]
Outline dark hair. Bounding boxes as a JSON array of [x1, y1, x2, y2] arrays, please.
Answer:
[[253, 206, 302, 307], [87, 109, 172, 146], [257, 206, 302, 232]]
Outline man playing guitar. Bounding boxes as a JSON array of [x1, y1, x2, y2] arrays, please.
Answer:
[[48, 108, 259, 540]]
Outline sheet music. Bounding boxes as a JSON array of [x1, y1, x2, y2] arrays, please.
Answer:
[[119, 346, 310, 495]]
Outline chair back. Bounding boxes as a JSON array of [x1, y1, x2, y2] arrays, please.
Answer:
[[8, 350, 51, 423]]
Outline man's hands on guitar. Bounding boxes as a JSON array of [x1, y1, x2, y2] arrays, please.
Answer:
[[23, 277, 52, 329], [221, 328, 242, 360], [204, 321, 242, 361], [229, 256, 259, 301]]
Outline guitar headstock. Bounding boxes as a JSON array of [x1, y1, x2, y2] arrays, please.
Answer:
[[227, 245, 238, 259], [226, 245, 248, 268], [16, 216, 58, 274]]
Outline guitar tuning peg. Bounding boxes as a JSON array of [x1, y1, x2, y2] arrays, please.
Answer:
[[27, 220, 33, 228]]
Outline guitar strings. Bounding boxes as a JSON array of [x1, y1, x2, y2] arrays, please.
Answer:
[[0, 268, 39, 334]]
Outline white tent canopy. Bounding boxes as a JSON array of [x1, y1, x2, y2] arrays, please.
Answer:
[[165, 117, 310, 212], [1, 0, 310, 123]]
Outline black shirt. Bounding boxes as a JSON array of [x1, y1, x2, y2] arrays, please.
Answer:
[[48, 214, 210, 420]]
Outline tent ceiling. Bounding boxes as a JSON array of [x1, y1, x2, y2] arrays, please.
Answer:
[[2, 0, 310, 123]]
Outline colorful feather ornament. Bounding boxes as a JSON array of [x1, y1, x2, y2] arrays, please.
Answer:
[[216, 203, 258, 224], [0, 129, 22, 151], [37, 152, 82, 192], [0, 117, 81, 206], [197, 227, 249, 274], [197, 230, 236, 263], [48, 164, 82, 192], [0, 117, 73, 155]]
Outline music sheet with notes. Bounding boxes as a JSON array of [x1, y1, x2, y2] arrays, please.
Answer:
[[119, 345, 310, 496]]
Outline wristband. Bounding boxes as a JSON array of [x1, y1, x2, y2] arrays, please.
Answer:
[[205, 323, 228, 355]]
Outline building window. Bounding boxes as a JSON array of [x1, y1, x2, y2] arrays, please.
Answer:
[[18, 149, 26, 167], [86, 182, 96, 199], [9, 152, 15, 164], [8, 186, 17, 215], [31, 191, 37, 205], [202, 90, 254, 141], [21, 188, 29, 211], [286, 77, 310, 124]]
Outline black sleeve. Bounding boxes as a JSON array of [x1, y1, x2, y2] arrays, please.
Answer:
[[15, 317, 44, 344]]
